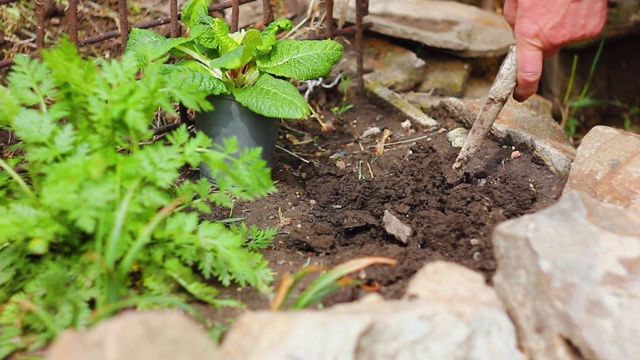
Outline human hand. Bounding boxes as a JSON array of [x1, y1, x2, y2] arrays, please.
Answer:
[[503, 0, 607, 101]]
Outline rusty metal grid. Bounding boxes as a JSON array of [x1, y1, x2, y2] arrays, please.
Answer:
[[0, 0, 370, 92]]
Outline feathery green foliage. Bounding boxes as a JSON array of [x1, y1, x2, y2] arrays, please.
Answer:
[[0, 39, 276, 357]]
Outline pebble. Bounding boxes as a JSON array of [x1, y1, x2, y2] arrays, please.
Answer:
[[446, 127, 468, 148]]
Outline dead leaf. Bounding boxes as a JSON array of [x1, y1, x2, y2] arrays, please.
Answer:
[[286, 134, 301, 145]]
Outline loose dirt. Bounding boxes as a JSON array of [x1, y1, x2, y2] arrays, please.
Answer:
[[196, 91, 566, 323]]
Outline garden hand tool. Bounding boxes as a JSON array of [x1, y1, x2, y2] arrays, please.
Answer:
[[452, 45, 517, 175]]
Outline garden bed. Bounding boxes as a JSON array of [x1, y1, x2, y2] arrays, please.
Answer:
[[193, 92, 566, 323], [0, 1, 568, 350]]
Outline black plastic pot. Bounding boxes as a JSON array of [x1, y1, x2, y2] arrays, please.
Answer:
[[195, 95, 279, 182]]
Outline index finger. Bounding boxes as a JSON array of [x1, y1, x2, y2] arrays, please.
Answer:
[[513, 40, 543, 101]]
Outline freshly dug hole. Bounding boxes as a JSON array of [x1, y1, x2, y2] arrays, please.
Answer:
[[283, 130, 565, 302]]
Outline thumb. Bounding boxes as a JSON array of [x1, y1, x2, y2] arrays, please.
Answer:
[[513, 40, 543, 102]]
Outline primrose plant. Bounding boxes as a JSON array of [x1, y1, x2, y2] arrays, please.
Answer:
[[126, 0, 344, 119]]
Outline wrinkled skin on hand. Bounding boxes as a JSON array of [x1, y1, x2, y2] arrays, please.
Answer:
[[503, 0, 607, 101]]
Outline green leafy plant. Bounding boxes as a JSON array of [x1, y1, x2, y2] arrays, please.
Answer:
[[0, 39, 276, 357], [560, 40, 606, 138], [330, 75, 354, 119], [270, 257, 397, 310], [125, 0, 343, 119], [621, 104, 640, 132]]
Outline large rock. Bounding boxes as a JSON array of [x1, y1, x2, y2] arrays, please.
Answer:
[[333, 0, 514, 57], [332, 36, 426, 91], [220, 261, 523, 359], [46, 311, 219, 360], [493, 191, 640, 360], [564, 126, 640, 207], [417, 57, 471, 97], [428, 96, 575, 174], [362, 39, 427, 92]]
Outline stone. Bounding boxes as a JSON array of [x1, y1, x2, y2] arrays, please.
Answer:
[[332, 36, 425, 91], [383, 209, 413, 244], [463, 78, 494, 99], [446, 127, 468, 148], [363, 45, 426, 92], [46, 311, 220, 360], [405, 261, 498, 304], [429, 96, 575, 174], [564, 126, 640, 207], [333, 0, 514, 57], [367, 81, 439, 129], [403, 91, 443, 111], [493, 191, 640, 360], [220, 261, 523, 360], [417, 58, 471, 97]]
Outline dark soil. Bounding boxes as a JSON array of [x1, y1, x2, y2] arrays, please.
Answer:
[[196, 91, 566, 323]]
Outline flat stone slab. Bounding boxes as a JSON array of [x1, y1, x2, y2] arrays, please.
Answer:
[[428, 96, 576, 174], [367, 81, 439, 129], [333, 0, 514, 57], [493, 191, 640, 360], [564, 125, 640, 207], [220, 261, 523, 359]]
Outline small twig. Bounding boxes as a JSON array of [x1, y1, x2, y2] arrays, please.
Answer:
[[366, 134, 431, 149], [452, 46, 517, 174], [366, 162, 374, 178], [152, 122, 181, 136], [357, 160, 365, 180], [276, 145, 311, 164]]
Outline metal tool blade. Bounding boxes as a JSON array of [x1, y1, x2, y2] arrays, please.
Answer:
[[452, 45, 517, 175]]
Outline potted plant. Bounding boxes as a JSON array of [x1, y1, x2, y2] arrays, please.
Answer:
[[126, 0, 344, 180]]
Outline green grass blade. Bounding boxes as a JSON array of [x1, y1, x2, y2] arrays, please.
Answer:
[[291, 257, 397, 309]]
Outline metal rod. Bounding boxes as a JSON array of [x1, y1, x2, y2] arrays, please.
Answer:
[[325, 0, 334, 38], [118, 0, 130, 46], [170, 0, 180, 38], [306, 23, 371, 40], [261, 0, 273, 25], [35, 0, 46, 49], [230, 0, 240, 32], [68, 0, 78, 44], [0, 58, 15, 68], [355, 0, 369, 94], [169, 0, 186, 124]]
